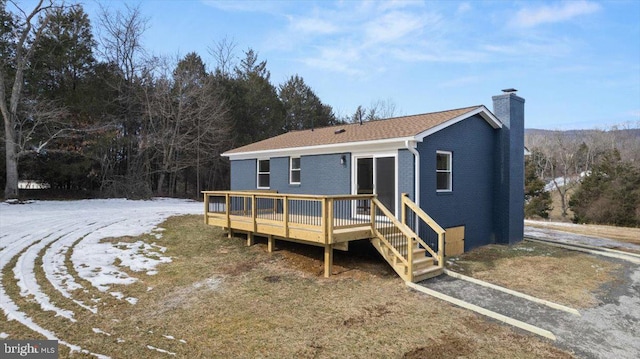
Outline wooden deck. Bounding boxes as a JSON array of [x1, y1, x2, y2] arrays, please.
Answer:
[[203, 191, 446, 282]]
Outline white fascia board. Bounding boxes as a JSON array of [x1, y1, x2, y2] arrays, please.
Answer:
[[223, 136, 415, 160], [415, 106, 502, 141]]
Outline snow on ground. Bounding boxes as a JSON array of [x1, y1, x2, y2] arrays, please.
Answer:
[[0, 198, 202, 357]]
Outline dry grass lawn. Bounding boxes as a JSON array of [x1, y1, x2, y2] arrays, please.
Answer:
[[1, 215, 576, 358], [526, 221, 640, 246], [446, 241, 623, 308]]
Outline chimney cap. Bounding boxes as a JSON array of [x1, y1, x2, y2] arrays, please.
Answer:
[[502, 88, 518, 93]]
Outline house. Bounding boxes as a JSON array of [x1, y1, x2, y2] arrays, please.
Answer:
[[205, 90, 524, 281]]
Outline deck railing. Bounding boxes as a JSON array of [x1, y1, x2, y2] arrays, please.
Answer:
[[204, 191, 443, 281], [401, 193, 445, 269], [204, 191, 376, 245]]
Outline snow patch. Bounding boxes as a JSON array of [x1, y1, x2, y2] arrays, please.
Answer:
[[147, 345, 176, 356], [92, 328, 111, 336], [0, 198, 200, 356], [0, 332, 9, 339]]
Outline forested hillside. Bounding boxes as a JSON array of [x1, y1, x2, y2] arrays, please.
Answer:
[[2, 2, 396, 200], [525, 127, 640, 226]]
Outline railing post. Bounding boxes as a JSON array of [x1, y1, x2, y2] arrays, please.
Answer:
[[327, 198, 334, 244], [438, 232, 445, 267], [225, 193, 232, 238], [408, 236, 414, 282], [203, 193, 209, 224], [401, 193, 407, 226], [370, 196, 376, 230], [283, 195, 289, 239], [251, 195, 257, 233], [320, 198, 326, 244]]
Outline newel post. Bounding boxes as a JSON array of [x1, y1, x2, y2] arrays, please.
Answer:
[[203, 192, 209, 225], [401, 193, 408, 226]]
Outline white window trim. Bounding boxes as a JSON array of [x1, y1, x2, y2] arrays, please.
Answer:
[[436, 151, 452, 192], [351, 152, 399, 218], [257, 159, 270, 189], [289, 157, 301, 185]]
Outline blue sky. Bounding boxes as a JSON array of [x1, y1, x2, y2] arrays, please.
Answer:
[[49, 1, 640, 129]]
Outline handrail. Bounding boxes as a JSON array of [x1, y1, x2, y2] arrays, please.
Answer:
[[372, 198, 416, 239], [371, 198, 415, 270], [402, 194, 445, 268], [202, 190, 374, 201]]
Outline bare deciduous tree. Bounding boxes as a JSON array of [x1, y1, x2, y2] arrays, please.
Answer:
[[1, 0, 59, 199], [142, 55, 230, 196]]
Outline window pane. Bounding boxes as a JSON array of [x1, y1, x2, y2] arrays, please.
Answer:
[[291, 157, 300, 169], [258, 174, 270, 188], [437, 172, 450, 190], [436, 153, 449, 170], [291, 170, 300, 183], [259, 160, 270, 172]]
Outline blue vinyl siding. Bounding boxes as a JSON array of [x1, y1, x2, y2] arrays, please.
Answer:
[[230, 153, 351, 195], [230, 159, 257, 190], [397, 149, 415, 204]]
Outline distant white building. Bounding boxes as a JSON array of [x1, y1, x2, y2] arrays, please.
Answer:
[[18, 180, 51, 190]]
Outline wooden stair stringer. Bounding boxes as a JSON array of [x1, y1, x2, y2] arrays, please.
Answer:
[[370, 235, 443, 282]]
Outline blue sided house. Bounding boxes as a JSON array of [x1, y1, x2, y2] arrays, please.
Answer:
[[204, 90, 525, 282]]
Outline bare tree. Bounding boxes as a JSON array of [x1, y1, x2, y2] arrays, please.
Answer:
[[366, 98, 398, 121], [1, 0, 60, 199], [142, 55, 230, 195], [209, 36, 237, 78], [96, 4, 150, 197]]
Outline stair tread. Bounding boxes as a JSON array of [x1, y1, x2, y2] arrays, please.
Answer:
[[414, 256, 434, 264], [413, 265, 440, 275]]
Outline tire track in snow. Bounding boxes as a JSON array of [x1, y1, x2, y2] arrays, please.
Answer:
[[0, 216, 111, 358], [0, 198, 201, 358], [42, 220, 129, 314]]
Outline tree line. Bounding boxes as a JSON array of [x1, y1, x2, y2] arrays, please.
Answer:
[[1, 1, 394, 200], [524, 127, 640, 227]]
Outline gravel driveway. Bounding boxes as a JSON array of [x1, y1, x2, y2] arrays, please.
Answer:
[[416, 227, 640, 359]]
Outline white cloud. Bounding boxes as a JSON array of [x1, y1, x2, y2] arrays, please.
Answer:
[[201, 0, 282, 13], [511, 0, 601, 28], [364, 11, 426, 44], [290, 17, 340, 35], [457, 2, 472, 14]]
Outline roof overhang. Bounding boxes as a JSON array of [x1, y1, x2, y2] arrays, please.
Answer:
[[223, 136, 416, 160], [223, 106, 503, 161]]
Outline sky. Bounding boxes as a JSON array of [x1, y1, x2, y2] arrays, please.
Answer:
[[21, 0, 640, 129]]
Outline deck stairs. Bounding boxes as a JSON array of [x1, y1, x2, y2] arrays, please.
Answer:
[[368, 197, 445, 282]]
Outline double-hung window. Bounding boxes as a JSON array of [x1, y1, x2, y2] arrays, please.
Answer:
[[290, 157, 301, 184], [257, 159, 270, 189], [436, 151, 452, 192]]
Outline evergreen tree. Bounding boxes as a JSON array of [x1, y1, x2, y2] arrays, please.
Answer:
[[279, 74, 335, 131], [524, 154, 552, 219], [229, 49, 284, 146], [570, 150, 640, 226]]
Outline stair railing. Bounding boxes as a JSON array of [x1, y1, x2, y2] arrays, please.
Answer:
[[401, 193, 445, 268], [371, 198, 418, 281]]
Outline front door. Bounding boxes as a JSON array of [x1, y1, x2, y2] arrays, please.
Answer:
[[356, 156, 396, 215]]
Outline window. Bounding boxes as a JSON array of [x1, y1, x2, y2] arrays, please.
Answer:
[[257, 159, 270, 188], [436, 151, 452, 192], [290, 157, 301, 184]]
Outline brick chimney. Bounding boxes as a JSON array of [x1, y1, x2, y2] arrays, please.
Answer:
[[492, 89, 525, 245]]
